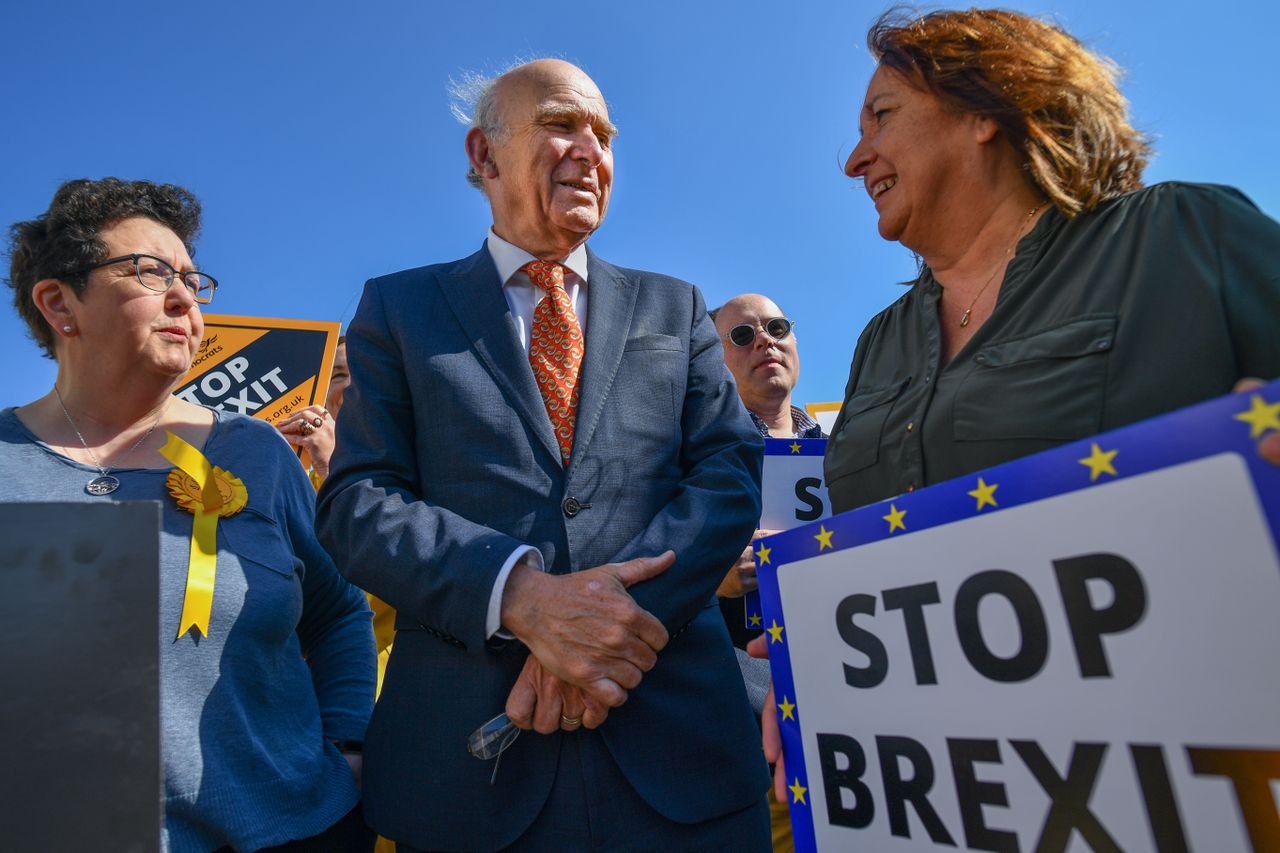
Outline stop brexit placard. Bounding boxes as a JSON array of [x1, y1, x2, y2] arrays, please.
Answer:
[[756, 382, 1280, 852], [174, 314, 341, 425]]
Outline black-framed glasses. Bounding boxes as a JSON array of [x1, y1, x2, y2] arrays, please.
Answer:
[[725, 317, 794, 348], [72, 253, 218, 304], [467, 712, 520, 785]]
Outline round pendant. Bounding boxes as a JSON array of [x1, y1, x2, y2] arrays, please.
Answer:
[[86, 475, 121, 496]]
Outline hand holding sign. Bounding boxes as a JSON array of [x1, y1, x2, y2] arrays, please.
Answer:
[[1235, 378, 1280, 464], [756, 383, 1280, 852], [748, 633, 788, 804], [276, 405, 335, 477], [718, 529, 781, 598]]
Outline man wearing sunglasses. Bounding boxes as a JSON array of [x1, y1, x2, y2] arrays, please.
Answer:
[[316, 59, 770, 851], [711, 293, 822, 853], [713, 294, 822, 441], [711, 295, 821, 607]]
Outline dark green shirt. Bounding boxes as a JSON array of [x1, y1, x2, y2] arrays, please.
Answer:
[[825, 182, 1280, 514]]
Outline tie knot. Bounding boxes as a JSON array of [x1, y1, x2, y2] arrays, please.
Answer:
[[522, 260, 566, 292]]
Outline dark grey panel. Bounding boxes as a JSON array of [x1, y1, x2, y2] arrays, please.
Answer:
[[0, 502, 161, 853]]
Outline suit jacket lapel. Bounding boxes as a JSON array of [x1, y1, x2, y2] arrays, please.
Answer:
[[571, 249, 638, 470], [439, 246, 562, 464]]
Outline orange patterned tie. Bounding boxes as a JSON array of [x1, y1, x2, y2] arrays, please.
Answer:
[[523, 260, 583, 465]]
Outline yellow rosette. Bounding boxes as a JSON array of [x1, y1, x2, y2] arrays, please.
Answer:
[[159, 432, 248, 639]]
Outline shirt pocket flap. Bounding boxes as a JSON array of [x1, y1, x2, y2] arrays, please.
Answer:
[[840, 378, 911, 419], [827, 378, 910, 479], [219, 509, 298, 578], [956, 315, 1117, 443], [974, 316, 1116, 367]]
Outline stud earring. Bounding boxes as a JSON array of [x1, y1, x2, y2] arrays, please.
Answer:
[[62, 325, 73, 333]]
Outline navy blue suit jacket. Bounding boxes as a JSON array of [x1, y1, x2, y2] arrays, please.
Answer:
[[316, 245, 769, 850]]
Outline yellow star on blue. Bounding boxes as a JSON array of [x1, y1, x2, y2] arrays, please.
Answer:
[[777, 695, 796, 721], [1234, 394, 1280, 438], [748, 612, 762, 627], [968, 477, 998, 510], [789, 441, 802, 454], [814, 525, 834, 550], [883, 503, 907, 533], [790, 778, 808, 805], [1078, 442, 1118, 481], [767, 620, 785, 644], [755, 543, 772, 565]]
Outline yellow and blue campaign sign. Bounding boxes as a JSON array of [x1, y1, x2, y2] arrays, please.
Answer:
[[757, 382, 1280, 852], [174, 315, 341, 425]]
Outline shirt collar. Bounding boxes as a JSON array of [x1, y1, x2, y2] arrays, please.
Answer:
[[748, 405, 824, 439], [487, 228, 590, 285]]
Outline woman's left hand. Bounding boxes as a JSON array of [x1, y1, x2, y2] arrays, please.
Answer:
[[1234, 379, 1280, 464], [276, 406, 336, 478]]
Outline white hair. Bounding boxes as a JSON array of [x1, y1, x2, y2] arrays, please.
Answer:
[[448, 57, 555, 191]]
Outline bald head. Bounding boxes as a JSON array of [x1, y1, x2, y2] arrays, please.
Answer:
[[464, 59, 617, 259], [714, 294, 800, 416]]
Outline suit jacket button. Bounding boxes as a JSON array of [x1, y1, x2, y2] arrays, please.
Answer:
[[562, 497, 581, 518]]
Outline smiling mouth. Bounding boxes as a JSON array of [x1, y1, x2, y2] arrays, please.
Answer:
[[871, 177, 898, 200], [559, 181, 595, 195]]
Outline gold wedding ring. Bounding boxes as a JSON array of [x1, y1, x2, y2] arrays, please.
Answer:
[[560, 714, 582, 730]]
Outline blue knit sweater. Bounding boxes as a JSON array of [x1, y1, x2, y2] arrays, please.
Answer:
[[0, 408, 375, 852]]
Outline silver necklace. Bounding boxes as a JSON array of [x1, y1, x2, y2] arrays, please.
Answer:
[[53, 385, 167, 496], [958, 203, 1045, 328]]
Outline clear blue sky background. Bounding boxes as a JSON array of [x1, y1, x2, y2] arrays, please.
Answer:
[[3, 0, 1277, 408]]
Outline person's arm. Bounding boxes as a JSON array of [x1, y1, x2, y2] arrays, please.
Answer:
[[1205, 186, 1280, 465], [597, 283, 764, 631], [503, 283, 761, 731], [316, 277, 666, 700], [316, 279, 532, 655], [1207, 185, 1280, 381], [281, 445, 375, 744], [718, 528, 783, 598]]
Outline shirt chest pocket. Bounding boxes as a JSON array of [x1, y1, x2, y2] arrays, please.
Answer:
[[826, 378, 910, 483], [954, 315, 1116, 442]]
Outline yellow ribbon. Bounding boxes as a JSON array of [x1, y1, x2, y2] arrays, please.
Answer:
[[158, 431, 247, 639]]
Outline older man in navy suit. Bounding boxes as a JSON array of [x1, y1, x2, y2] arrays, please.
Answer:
[[316, 59, 771, 851]]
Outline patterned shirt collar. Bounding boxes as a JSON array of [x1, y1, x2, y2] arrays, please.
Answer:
[[748, 406, 823, 439]]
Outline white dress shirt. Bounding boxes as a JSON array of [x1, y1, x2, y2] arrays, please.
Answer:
[[484, 229, 591, 638]]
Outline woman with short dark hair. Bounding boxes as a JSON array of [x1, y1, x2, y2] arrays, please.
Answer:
[[3, 177, 376, 852]]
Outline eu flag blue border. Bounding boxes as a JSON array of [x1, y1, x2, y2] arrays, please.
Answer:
[[744, 438, 829, 631], [755, 382, 1280, 853]]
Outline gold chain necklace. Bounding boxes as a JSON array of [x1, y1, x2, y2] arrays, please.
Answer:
[[54, 385, 168, 496], [958, 203, 1045, 328]]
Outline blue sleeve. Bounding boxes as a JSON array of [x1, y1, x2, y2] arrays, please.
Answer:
[[275, 435, 375, 741], [608, 284, 764, 630], [315, 277, 526, 656]]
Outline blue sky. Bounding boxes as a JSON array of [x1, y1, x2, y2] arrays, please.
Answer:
[[3, 0, 1277, 408]]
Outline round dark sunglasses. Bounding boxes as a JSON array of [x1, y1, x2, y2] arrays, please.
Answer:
[[725, 317, 794, 348]]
